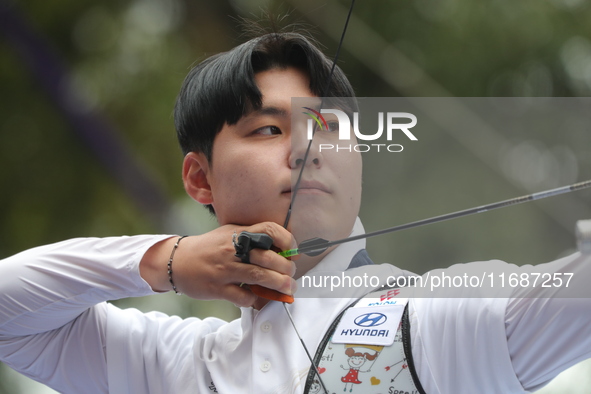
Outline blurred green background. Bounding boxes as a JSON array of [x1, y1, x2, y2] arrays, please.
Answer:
[[1, 0, 590, 392]]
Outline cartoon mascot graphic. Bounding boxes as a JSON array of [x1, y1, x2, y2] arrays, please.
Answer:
[[340, 344, 383, 392]]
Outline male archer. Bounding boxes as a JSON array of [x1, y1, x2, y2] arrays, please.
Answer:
[[1, 31, 591, 394]]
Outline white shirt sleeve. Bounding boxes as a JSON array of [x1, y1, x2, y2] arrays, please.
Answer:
[[410, 252, 591, 394], [0, 235, 173, 393], [409, 261, 522, 394], [505, 252, 591, 392]]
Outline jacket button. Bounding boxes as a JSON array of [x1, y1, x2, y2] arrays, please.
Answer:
[[260, 360, 272, 372], [261, 321, 272, 333]]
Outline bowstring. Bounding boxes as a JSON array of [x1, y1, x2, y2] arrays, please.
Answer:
[[283, 0, 356, 228], [280, 2, 356, 394]]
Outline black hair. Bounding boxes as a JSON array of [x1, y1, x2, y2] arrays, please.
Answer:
[[174, 32, 355, 160]]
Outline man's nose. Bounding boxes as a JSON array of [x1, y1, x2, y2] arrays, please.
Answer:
[[288, 126, 323, 169]]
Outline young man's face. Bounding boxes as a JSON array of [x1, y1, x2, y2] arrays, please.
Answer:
[[197, 67, 362, 245]]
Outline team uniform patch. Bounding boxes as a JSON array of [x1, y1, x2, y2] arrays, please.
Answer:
[[332, 303, 406, 347], [305, 291, 424, 394]]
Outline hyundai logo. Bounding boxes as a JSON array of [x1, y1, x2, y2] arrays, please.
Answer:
[[354, 313, 387, 327]]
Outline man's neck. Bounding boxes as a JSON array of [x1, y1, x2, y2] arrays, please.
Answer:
[[292, 251, 330, 280]]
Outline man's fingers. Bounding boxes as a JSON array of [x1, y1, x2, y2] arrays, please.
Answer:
[[221, 284, 257, 308], [248, 249, 296, 276], [230, 263, 297, 296], [226, 222, 298, 301], [243, 222, 297, 254]]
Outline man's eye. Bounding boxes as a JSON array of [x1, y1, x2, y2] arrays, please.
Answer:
[[326, 121, 339, 132], [253, 126, 281, 135]]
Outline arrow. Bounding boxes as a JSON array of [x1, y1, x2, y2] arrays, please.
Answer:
[[280, 179, 591, 258]]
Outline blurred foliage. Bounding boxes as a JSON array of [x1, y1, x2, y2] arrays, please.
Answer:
[[1, 0, 591, 392]]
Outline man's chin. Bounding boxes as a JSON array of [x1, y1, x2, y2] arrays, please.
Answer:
[[218, 214, 287, 228]]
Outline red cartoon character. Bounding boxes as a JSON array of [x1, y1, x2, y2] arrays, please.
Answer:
[[340, 347, 379, 392]]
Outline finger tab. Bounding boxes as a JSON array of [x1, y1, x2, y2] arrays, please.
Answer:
[[251, 285, 294, 304]]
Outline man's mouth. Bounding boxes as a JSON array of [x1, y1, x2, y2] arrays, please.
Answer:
[[283, 180, 330, 195]]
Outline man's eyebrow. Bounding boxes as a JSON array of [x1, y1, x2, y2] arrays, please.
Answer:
[[251, 106, 289, 117]]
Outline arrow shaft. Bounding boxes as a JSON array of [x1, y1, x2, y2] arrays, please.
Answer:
[[290, 179, 591, 256]]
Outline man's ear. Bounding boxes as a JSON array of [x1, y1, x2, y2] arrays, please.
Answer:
[[182, 152, 213, 205]]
